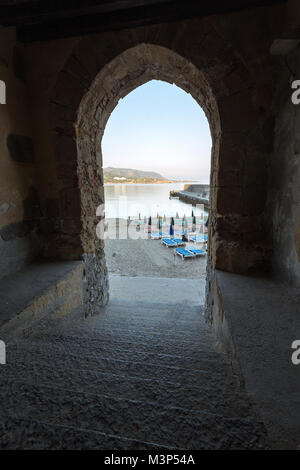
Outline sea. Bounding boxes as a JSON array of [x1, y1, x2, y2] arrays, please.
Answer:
[[104, 182, 208, 220]]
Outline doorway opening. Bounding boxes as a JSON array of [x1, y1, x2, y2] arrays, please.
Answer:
[[102, 79, 212, 306]]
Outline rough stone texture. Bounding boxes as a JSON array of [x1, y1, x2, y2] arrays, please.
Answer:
[[0, 276, 268, 450], [83, 252, 109, 314], [206, 269, 300, 449]]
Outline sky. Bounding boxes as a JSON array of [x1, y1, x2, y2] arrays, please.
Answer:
[[102, 80, 212, 182]]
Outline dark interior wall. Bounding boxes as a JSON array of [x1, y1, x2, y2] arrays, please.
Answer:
[[269, 46, 300, 285], [23, 37, 80, 261], [0, 26, 40, 279]]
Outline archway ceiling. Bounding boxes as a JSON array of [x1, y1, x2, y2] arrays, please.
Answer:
[[0, 0, 287, 42]]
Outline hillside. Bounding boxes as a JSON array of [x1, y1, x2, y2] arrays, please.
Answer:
[[103, 167, 172, 183]]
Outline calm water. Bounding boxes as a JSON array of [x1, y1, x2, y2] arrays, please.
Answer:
[[104, 183, 208, 219]]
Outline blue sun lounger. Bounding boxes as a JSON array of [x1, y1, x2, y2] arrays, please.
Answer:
[[162, 238, 177, 247], [151, 232, 168, 239], [173, 238, 185, 246], [187, 247, 206, 256], [162, 238, 185, 247], [189, 235, 208, 243], [174, 247, 195, 260]]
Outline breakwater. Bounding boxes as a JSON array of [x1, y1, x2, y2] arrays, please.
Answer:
[[170, 184, 210, 209]]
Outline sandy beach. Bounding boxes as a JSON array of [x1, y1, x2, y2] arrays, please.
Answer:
[[104, 218, 207, 280]]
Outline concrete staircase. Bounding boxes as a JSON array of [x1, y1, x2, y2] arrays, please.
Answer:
[[0, 277, 268, 449]]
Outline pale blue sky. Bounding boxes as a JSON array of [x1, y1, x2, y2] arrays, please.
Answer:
[[102, 80, 212, 181]]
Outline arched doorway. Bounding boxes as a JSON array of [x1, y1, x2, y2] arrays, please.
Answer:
[[50, 40, 273, 316], [75, 44, 218, 315]]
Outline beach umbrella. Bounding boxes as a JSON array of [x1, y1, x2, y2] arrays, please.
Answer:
[[191, 210, 194, 217], [163, 214, 166, 222], [148, 216, 152, 225], [169, 224, 174, 237], [192, 215, 196, 232], [138, 213, 141, 220], [144, 216, 147, 224], [171, 217, 175, 226], [158, 217, 162, 236], [176, 212, 179, 219]]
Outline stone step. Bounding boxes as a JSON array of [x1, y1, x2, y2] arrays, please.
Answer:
[[9, 333, 224, 370], [39, 309, 212, 339], [28, 322, 215, 351], [74, 310, 207, 331], [7, 331, 217, 361], [99, 301, 205, 320], [0, 415, 175, 450], [0, 381, 267, 449], [0, 365, 252, 419], [5, 344, 236, 387], [68, 313, 209, 333]]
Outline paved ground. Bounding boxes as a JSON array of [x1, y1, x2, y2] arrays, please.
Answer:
[[0, 275, 268, 449]]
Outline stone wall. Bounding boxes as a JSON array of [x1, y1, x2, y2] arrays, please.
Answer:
[[0, 26, 40, 279], [269, 45, 300, 285]]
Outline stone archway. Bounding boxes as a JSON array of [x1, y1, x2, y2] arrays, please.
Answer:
[[49, 17, 277, 316], [75, 44, 219, 315]]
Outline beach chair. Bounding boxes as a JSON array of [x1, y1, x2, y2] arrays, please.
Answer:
[[162, 238, 177, 247], [173, 238, 185, 246], [187, 247, 206, 256], [151, 232, 168, 239], [189, 235, 208, 243], [174, 247, 195, 260], [175, 230, 184, 236]]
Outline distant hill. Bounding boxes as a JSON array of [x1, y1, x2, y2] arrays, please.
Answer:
[[103, 167, 166, 180], [103, 166, 165, 180]]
